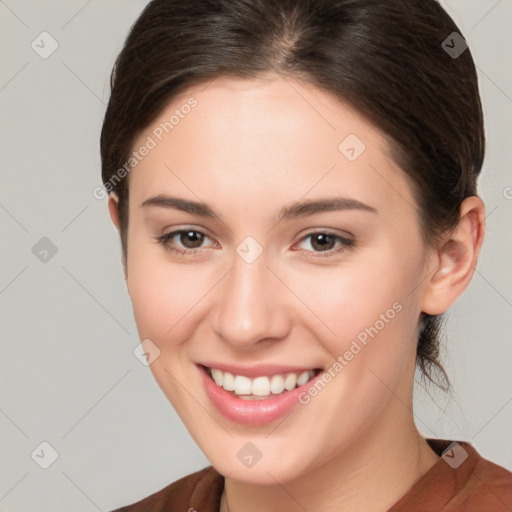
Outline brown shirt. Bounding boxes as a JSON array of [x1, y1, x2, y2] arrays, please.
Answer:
[[111, 439, 512, 511]]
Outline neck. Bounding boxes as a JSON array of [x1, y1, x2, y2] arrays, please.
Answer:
[[220, 406, 439, 512]]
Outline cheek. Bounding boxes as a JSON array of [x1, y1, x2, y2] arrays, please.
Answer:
[[125, 249, 212, 408], [125, 220, 179, 332], [288, 243, 423, 404], [126, 236, 226, 353], [288, 242, 421, 339], [127, 258, 202, 340]]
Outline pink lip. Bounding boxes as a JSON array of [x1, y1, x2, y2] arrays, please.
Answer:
[[198, 361, 319, 378], [197, 364, 323, 425]]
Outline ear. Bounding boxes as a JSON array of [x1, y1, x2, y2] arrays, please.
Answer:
[[421, 196, 485, 315], [108, 192, 121, 230], [107, 192, 128, 279]]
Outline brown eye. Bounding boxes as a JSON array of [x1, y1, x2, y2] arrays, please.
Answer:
[[309, 233, 336, 252], [295, 231, 355, 258], [179, 230, 205, 248], [156, 228, 215, 255]]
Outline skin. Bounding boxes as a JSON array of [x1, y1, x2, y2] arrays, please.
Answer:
[[108, 73, 485, 512]]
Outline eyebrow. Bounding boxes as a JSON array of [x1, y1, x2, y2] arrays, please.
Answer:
[[140, 195, 378, 220], [278, 197, 377, 220]]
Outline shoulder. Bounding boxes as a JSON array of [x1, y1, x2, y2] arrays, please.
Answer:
[[455, 449, 512, 511], [389, 439, 512, 512], [110, 465, 224, 512]]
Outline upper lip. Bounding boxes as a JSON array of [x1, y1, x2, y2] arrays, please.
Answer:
[[198, 362, 321, 379]]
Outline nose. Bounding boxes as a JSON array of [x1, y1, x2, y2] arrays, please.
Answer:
[[211, 251, 292, 350]]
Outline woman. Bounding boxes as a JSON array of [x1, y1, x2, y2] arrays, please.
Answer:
[[101, 0, 512, 510]]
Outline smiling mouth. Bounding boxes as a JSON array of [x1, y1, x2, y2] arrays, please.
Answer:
[[203, 365, 322, 400]]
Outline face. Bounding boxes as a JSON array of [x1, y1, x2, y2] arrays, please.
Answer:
[[119, 74, 434, 484]]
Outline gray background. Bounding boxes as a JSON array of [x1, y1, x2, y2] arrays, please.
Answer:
[[0, 1, 511, 510]]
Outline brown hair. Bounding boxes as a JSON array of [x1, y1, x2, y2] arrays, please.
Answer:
[[100, 0, 485, 391]]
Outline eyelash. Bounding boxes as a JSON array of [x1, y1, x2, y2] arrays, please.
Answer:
[[155, 228, 355, 258]]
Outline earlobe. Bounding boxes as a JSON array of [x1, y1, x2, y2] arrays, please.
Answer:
[[421, 196, 485, 315], [108, 192, 121, 231]]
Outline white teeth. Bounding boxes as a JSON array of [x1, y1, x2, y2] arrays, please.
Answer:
[[211, 368, 223, 387], [270, 374, 285, 394], [208, 367, 317, 397], [251, 376, 270, 396], [296, 370, 310, 387], [223, 372, 235, 391], [233, 375, 252, 395], [284, 373, 297, 391]]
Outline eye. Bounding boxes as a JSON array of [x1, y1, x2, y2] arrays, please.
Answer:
[[295, 231, 354, 257], [156, 228, 216, 255], [155, 228, 354, 258]]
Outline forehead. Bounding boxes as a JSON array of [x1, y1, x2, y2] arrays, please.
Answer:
[[128, 74, 416, 220]]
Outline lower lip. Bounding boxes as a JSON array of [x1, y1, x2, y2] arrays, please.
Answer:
[[198, 364, 322, 425]]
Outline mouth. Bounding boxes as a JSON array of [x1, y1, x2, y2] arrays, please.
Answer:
[[201, 364, 323, 401], [198, 363, 326, 425]]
